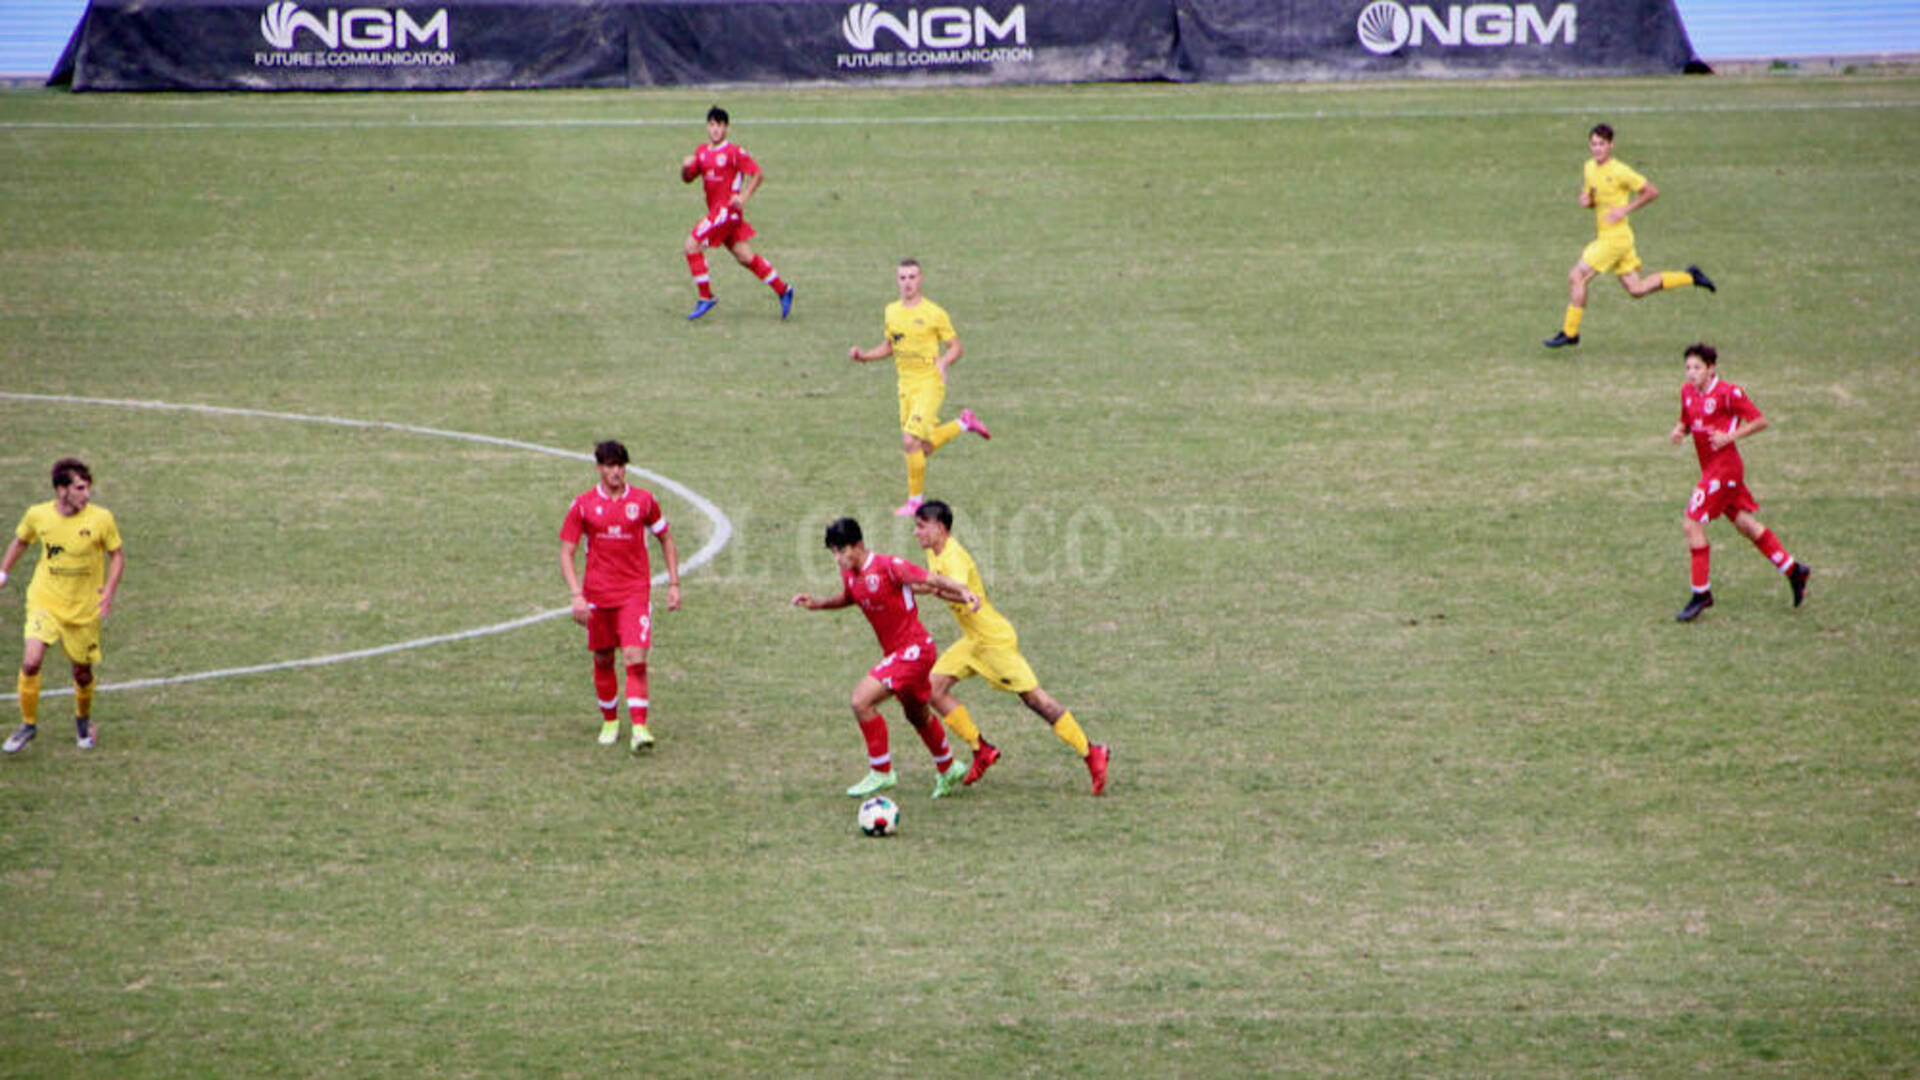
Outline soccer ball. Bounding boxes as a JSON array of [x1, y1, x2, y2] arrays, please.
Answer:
[[858, 796, 899, 837]]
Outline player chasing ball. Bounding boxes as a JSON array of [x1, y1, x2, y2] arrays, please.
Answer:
[[560, 440, 681, 751], [681, 105, 794, 322], [1667, 344, 1810, 623], [2, 458, 125, 755], [791, 517, 981, 800], [1544, 123, 1715, 349], [849, 258, 993, 518], [912, 500, 1109, 795]]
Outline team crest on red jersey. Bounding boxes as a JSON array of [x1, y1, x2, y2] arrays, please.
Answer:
[[866, 575, 880, 590], [626, 503, 640, 520], [1704, 398, 1717, 415]]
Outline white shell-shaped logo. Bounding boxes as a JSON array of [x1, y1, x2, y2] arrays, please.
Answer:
[[261, 0, 305, 49], [843, 2, 882, 49], [1357, 1, 1410, 55]]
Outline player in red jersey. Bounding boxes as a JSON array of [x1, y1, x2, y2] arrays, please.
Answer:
[[792, 516, 981, 800], [680, 106, 794, 322], [559, 440, 682, 751], [1667, 344, 1810, 622]]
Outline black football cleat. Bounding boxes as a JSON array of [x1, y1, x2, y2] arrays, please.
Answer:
[[1675, 590, 1714, 622], [1788, 563, 1810, 608], [1543, 331, 1580, 348], [1687, 264, 1716, 293]]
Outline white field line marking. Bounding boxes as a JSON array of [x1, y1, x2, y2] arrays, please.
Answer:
[[0, 98, 1914, 132], [0, 392, 733, 697]]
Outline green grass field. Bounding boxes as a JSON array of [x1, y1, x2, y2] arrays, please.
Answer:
[[1, 75, 1916, 1077]]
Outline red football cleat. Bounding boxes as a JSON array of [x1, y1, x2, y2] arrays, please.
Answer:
[[962, 741, 1000, 786], [1085, 744, 1110, 796]]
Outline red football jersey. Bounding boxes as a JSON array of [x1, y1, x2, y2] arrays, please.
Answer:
[[840, 552, 935, 657], [1680, 376, 1763, 479], [560, 484, 667, 606], [692, 140, 760, 219]]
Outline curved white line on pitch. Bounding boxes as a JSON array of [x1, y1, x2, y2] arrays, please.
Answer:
[[0, 392, 733, 697]]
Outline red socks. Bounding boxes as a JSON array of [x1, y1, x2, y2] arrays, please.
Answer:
[[1752, 529, 1794, 573], [1690, 545, 1711, 592], [858, 715, 892, 772], [625, 663, 649, 728], [913, 717, 954, 771], [593, 663, 619, 720], [686, 251, 713, 299], [748, 255, 787, 296]]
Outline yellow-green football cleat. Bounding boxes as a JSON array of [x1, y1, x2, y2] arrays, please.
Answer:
[[630, 725, 655, 753], [845, 769, 898, 798], [597, 720, 620, 746], [931, 760, 967, 800]]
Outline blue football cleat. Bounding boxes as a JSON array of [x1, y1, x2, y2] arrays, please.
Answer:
[[687, 298, 717, 321], [779, 286, 795, 320]]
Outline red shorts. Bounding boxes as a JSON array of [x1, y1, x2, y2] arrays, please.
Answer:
[[691, 211, 756, 250], [868, 639, 936, 705], [1686, 475, 1758, 523], [585, 596, 653, 652]]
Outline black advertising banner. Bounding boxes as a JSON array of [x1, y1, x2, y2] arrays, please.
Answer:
[[50, 0, 1697, 89], [56, 0, 628, 89], [626, 0, 1182, 86], [1173, 0, 1698, 80]]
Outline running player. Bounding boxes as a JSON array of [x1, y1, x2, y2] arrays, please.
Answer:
[[848, 259, 992, 517], [1544, 123, 1715, 349], [559, 440, 682, 751], [912, 500, 1109, 795], [1668, 344, 1810, 622], [2, 458, 125, 754], [791, 516, 978, 800], [681, 106, 794, 322]]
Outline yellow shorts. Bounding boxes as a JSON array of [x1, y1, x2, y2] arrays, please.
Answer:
[[898, 379, 946, 444], [25, 606, 103, 666], [1581, 229, 1642, 276], [932, 636, 1039, 694]]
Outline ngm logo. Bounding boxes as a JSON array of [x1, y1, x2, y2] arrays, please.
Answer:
[[260, 0, 449, 49], [840, 2, 1027, 50], [1356, 1, 1575, 55]]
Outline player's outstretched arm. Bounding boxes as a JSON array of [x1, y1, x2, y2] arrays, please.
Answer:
[[850, 340, 894, 363], [917, 573, 980, 611], [794, 589, 853, 611], [0, 537, 25, 587], [680, 155, 698, 182]]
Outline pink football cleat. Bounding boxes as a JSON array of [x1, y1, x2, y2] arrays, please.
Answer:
[[958, 408, 992, 440]]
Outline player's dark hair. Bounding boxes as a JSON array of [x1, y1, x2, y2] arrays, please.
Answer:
[[898, 258, 921, 270], [51, 457, 90, 490], [707, 106, 729, 126], [913, 499, 953, 530], [593, 440, 630, 466], [1684, 343, 1718, 367], [824, 517, 863, 550], [1590, 122, 1615, 142]]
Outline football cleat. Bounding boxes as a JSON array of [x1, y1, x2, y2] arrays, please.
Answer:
[[1543, 331, 1580, 348], [893, 496, 925, 518], [1687, 264, 1717, 293], [1788, 563, 1811, 608], [687, 298, 718, 321], [779, 286, 795, 320], [931, 760, 967, 800], [958, 408, 992, 440], [3, 723, 36, 755], [597, 720, 620, 746], [962, 741, 1000, 786], [76, 717, 94, 751], [845, 769, 898, 798], [1675, 590, 1715, 623], [630, 724, 655, 753], [1086, 744, 1110, 796]]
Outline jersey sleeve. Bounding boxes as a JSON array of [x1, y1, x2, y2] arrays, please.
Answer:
[[644, 494, 669, 536], [14, 509, 34, 544], [1619, 162, 1648, 192], [99, 509, 122, 553], [559, 498, 586, 544], [1729, 387, 1763, 425], [933, 307, 956, 343], [734, 146, 760, 175], [888, 556, 930, 585]]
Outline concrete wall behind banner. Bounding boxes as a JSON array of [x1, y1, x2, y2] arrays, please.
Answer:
[[49, 0, 1699, 89]]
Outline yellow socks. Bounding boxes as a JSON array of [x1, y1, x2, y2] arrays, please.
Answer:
[[1562, 305, 1585, 338], [906, 450, 927, 498], [941, 705, 982, 751], [1660, 270, 1692, 291], [1051, 710, 1090, 757], [75, 682, 94, 723], [928, 420, 963, 451], [18, 671, 40, 727]]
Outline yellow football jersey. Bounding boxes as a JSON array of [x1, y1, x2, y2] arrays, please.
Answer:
[[884, 298, 956, 386], [15, 501, 121, 624], [1585, 157, 1647, 235], [925, 537, 1017, 648]]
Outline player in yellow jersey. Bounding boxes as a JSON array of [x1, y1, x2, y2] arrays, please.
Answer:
[[1544, 123, 1715, 349], [911, 499, 1109, 795], [849, 259, 993, 518], [2, 458, 125, 754]]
